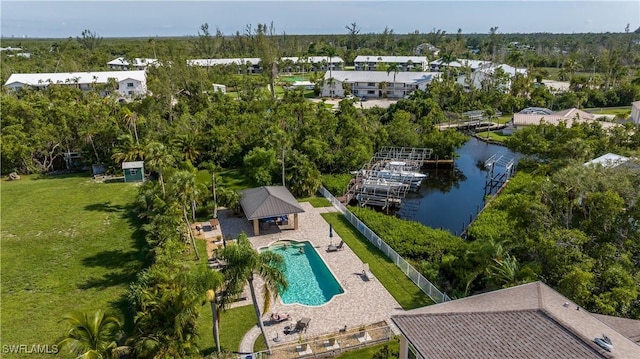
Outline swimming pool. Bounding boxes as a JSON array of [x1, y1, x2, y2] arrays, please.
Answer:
[[263, 241, 344, 306]]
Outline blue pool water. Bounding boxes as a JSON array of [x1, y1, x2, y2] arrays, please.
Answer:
[[263, 241, 344, 306]]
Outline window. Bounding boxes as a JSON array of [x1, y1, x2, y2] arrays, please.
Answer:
[[367, 82, 375, 87], [367, 90, 375, 95], [129, 169, 137, 176], [127, 82, 134, 88]]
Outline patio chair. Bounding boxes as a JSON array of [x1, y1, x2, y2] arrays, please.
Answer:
[[362, 263, 374, 281], [295, 317, 311, 333], [327, 240, 344, 252]]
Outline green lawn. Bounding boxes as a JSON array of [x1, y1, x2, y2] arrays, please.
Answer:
[[215, 167, 254, 190], [583, 106, 632, 116], [477, 131, 509, 143], [321, 213, 433, 310], [336, 338, 400, 359], [197, 304, 267, 355], [0, 174, 145, 358], [297, 195, 332, 208]]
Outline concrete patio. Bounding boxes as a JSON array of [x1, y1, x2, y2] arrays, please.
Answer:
[[213, 202, 404, 352]]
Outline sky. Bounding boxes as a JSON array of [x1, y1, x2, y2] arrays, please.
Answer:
[[1, 0, 638, 38]]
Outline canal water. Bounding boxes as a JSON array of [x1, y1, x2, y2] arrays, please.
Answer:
[[398, 137, 518, 235]]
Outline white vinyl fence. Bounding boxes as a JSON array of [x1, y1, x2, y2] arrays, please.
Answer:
[[318, 187, 450, 303]]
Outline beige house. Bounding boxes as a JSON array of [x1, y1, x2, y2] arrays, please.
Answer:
[[509, 108, 619, 131], [391, 281, 640, 359]]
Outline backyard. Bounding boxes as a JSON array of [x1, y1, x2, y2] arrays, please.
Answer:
[[0, 174, 144, 358]]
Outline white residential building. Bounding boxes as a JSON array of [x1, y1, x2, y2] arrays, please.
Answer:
[[187, 56, 344, 74], [280, 56, 344, 72], [631, 101, 640, 124], [107, 57, 159, 70], [429, 58, 492, 72], [187, 58, 263, 73], [321, 71, 439, 98], [4, 71, 147, 99], [457, 63, 527, 90], [353, 56, 429, 71]]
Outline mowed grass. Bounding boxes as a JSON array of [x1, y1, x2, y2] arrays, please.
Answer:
[[336, 338, 400, 359], [0, 174, 145, 358], [297, 195, 332, 208], [321, 213, 433, 310], [196, 304, 267, 355]]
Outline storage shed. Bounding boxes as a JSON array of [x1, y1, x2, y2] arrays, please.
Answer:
[[122, 161, 144, 182]]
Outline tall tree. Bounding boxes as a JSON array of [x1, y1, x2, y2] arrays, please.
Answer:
[[168, 171, 200, 260], [386, 63, 401, 98], [145, 141, 174, 196]]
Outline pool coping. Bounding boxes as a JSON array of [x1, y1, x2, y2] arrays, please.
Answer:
[[260, 239, 346, 308]]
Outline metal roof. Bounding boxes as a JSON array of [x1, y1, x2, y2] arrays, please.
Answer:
[[122, 161, 144, 169], [353, 55, 428, 63], [4, 70, 146, 87], [323, 70, 439, 84], [240, 186, 305, 220], [107, 57, 158, 66]]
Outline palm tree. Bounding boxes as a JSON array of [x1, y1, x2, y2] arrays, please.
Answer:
[[56, 309, 122, 359], [219, 233, 288, 351], [386, 63, 401, 98], [121, 108, 140, 145], [323, 46, 338, 83], [169, 171, 200, 260], [145, 141, 174, 196], [111, 134, 145, 164]]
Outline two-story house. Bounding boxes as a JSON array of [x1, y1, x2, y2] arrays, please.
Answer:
[[321, 71, 439, 98], [4, 70, 147, 100], [353, 56, 429, 71]]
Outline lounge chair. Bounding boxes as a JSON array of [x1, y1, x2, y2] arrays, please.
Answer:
[[362, 263, 374, 281], [327, 240, 344, 252], [270, 312, 291, 323]]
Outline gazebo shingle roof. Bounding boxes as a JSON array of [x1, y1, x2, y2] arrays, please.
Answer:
[[239, 186, 305, 220]]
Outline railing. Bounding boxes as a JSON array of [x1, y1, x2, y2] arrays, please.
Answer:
[[242, 323, 393, 359], [318, 187, 450, 304]]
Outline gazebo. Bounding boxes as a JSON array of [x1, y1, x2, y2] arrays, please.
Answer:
[[239, 186, 305, 236]]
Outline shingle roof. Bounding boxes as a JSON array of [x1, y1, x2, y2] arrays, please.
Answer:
[[393, 310, 605, 358], [392, 282, 640, 358], [592, 314, 640, 344], [4, 71, 146, 86], [239, 186, 305, 220]]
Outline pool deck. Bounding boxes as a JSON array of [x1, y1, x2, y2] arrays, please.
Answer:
[[214, 203, 404, 351]]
